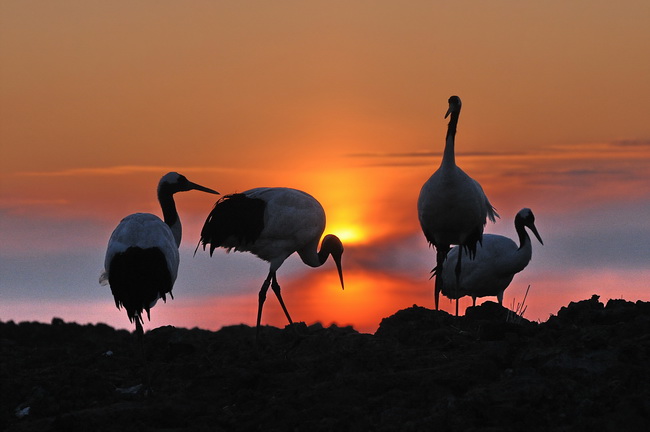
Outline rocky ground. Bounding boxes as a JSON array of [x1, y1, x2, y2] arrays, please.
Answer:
[[2, 295, 650, 431]]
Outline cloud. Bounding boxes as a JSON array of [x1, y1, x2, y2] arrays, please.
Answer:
[[0, 211, 109, 255], [343, 150, 524, 168], [0, 198, 70, 209], [177, 247, 271, 297], [14, 165, 245, 178], [346, 150, 517, 158], [343, 233, 432, 277], [533, 201, 650, 269], [345, 139, 650, 172], [507, 167, 643, 188], [609, 139, 650, 148], [0, 251, 107, 301]]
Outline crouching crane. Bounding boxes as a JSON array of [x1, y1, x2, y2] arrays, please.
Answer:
[[197, 187, 344, 337], [437, 208, 543, 308]]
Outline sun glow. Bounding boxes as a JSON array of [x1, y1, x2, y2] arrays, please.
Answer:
[[300, 167, 380, 246], [326, 223, 367, 245], [258, 269, 432, 333]]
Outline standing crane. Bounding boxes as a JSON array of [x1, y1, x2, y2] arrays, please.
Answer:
[[437, 208, 543, 308], [417, 96, 498, 315], [197, 187, 344, 336], [100, 172, 219, 336]]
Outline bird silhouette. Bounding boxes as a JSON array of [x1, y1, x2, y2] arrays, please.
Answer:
[[197, 187, 344, 336], [417, 96, 498, 314], [437, 208, 543, 308], [100, 172, 219, 335]]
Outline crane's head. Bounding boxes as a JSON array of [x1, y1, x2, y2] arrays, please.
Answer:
[[158, 172, 220, 196], [322, 234, 345, 290], [516, 208, 544, 245], [445, 95, 462, 119]]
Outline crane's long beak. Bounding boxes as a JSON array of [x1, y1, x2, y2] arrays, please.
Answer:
[[445, 97, 461, 119], [529, 223, 544, 245], [334, 254, 344, 290], [189, 182, 219, 195]]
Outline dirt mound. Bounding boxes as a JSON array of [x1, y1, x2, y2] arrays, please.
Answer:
[[2, 296, 649, 431]]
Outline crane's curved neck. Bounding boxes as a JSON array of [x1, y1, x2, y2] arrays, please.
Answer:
[[158, 186, 182, 247], [299, 243, 329, 268], [299, 235, 344, 289], [442, 110, 460, 168], [515, 220, 531, 251], [510, 219, 534, 272]]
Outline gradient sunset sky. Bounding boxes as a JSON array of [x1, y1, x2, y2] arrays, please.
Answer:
[[1, 1, 649, 333]]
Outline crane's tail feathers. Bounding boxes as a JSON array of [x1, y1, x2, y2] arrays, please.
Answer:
[[488, 205, 500, 222], [462, 243, 479, 260], [127, 312, 146, 326], [193, 240, 202, 257]]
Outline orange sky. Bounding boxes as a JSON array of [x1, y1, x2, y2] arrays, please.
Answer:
[[1, 1, 650, 332]]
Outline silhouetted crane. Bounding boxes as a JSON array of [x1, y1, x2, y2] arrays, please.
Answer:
[[100, 172, 218, 336], [437, 208, 543, 308], [417, 96, 498, 315], [197, 187, 344, 336]]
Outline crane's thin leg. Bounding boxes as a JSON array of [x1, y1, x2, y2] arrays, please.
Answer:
[[256, 272, 273, 340], [434, 277, 440, 310], [134, 318, 145, 371], [454, 248, 463, 316], [434, 247, 448, 311], [271, 274, 294, 326], [134, 317, 152, 394], [135, 318, 144, 343]]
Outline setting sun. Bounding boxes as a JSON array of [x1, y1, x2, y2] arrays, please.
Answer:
[[327, 225, 366, 245]]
